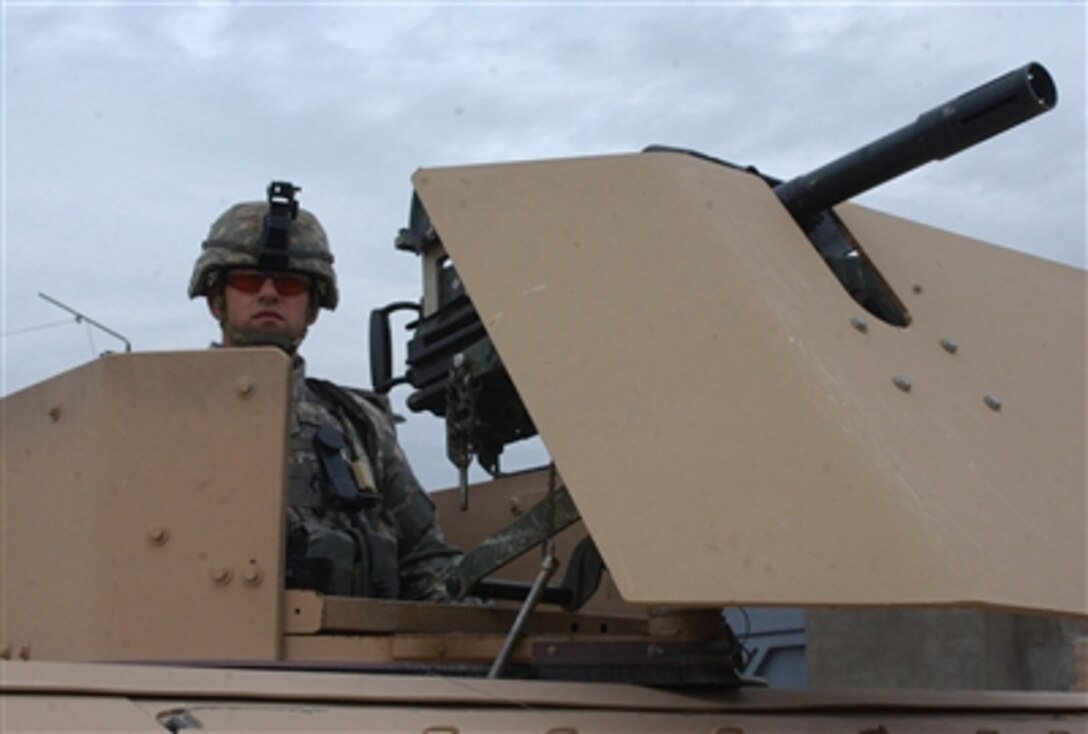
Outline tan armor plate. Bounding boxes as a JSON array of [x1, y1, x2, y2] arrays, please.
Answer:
[[413, 151, 1087, 615], [0, 349, 291, 660]]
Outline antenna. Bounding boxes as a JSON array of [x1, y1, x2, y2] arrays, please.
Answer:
[[38, 292, 132, 353]]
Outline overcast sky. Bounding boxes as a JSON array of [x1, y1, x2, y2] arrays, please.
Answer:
[[3, 1, 1085, 489]]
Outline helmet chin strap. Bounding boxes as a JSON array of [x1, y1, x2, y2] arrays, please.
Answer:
[[220, 318, 307, 354]]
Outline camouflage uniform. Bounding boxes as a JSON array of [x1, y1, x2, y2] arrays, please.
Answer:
[[193, 182, 461, 602], [287, 358, 461, 602]]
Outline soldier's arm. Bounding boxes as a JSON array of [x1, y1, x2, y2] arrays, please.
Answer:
[[368, 411, 463, 602]]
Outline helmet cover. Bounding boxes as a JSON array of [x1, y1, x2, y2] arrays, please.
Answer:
[[189, 193, 338, 310]]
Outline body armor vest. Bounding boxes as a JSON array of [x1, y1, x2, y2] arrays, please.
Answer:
[[284, 379, 398, 598]]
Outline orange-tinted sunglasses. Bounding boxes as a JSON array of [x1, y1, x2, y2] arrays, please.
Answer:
[[225, 269, 312, 297]]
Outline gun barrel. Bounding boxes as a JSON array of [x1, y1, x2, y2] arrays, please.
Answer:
[[774, 62, 1057, 222]]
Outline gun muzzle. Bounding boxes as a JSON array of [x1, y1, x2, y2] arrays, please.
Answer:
[[774, 62, 1058, 223]]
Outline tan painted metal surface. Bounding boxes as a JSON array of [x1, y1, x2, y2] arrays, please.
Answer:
[[413, 152, 1087, 614], [3, 696, 163, 732], [0, 349, 291, 661], [30, 697, 1088, 734], [2, 660, 1086, 732]]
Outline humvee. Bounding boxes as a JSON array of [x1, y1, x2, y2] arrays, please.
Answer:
[[2, 62, 1085, 732]]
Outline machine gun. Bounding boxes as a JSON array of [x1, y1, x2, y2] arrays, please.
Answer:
[[370, 61, 1057, 490]]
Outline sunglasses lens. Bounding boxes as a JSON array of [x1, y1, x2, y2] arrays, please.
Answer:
[[226, 271, 265, 293], [226, 271, 311, 296], [273, 274, 310, 296]]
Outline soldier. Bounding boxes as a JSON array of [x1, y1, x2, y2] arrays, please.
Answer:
[[189, 181, 461, 602]]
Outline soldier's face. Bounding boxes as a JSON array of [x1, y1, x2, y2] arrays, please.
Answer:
[[212, 269, 317, 347]]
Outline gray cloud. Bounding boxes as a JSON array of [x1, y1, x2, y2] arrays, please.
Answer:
[[4, 2, 1084, 488]]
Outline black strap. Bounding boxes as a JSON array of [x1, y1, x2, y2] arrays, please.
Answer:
[[313, 425, 368, 511]]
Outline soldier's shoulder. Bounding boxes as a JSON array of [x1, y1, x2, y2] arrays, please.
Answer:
[[305, 377, 395, 423], [343, 385, 394, 418]]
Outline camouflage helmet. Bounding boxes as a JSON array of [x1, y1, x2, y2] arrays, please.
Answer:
[[188, 183, 339, 310]]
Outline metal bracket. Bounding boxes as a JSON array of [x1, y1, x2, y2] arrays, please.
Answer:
[[449, 479, 580, 598]]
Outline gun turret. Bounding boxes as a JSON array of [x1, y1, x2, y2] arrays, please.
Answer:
[[371, 62, 1058, 481]]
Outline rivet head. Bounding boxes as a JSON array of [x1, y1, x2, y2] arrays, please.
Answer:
[[48, 406, 62, 422], [17, 646, 31, 661], [850, 316, 869, 334], [242, 562, 263, 587], [147, 525, 169, 546], [893, 375, 913, 392], [236, 376, 256, 398], [984, 394, 1003, 412], [912, 284, 924, 295], [0, 645, 12, 660], [939, 337, 959, 354], [210, 566, 233, 586]]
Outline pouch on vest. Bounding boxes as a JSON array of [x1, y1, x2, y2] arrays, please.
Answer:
[[285, 520, 357, 596], [313, 425, 370, 511], [366, 531, 399, 599]]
